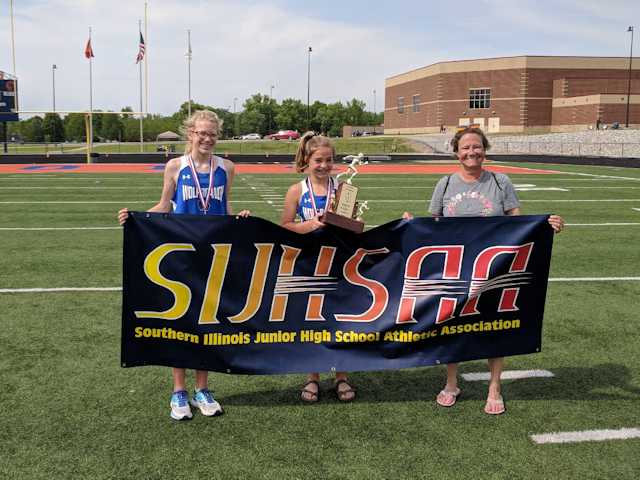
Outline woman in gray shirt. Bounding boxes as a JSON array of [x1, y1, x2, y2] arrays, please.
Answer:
[[405, 127, 564, 414]]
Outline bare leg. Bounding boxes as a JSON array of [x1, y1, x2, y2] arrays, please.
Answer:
[[485, 357, 506, 414], [172, 367, 187, 392], [445, 363, 459, 391], [436, 363, 460, 407], [487, 357, 503, 399], [194, 370, 209, 391]]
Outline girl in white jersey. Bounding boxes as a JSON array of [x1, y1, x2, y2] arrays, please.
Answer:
[[118, 110, 250, 420], [280, 132, 356, 403]]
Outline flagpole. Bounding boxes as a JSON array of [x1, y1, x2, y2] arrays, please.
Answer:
[[88, 26, 94, 159], [144, 1, 149, 116], [138, 20, 144, 153], [9, 0, 18, 109], [187, 29, 192, 117]]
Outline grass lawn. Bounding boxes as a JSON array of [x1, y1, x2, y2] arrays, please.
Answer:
[[3, 136, 417, 156], [0, 162, 638, 479]]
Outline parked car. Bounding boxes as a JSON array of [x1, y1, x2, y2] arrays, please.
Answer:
[[241, 133, 262, 140], [267, 130, 300, 140]]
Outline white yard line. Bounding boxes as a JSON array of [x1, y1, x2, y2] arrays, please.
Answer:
[[2, 222, 638, 232], [2, 277, 638, 294], [462, 369, 554, 381], [549, 277, 640, 282], [553, 171, 640, 182], [0, 186, 253, 190], [0, 287, 121, 293], [565, 223, 640, 226], [521, 199, 640, 203], [0, 227, 120, 231], [0, 200, 265, 204], [531, 428, 640, 445]]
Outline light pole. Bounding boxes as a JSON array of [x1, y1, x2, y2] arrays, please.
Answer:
[[186, 29, 192, 117], [625, 26, 634, 128], [268, 85, 275, 133], [307, 46, 312, 131], [373, 89, 377, 114], [233, 97, 238, 137], [52, 64, 57, 112]]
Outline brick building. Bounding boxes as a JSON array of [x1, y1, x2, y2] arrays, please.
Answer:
[[384, 56, 640, 134]]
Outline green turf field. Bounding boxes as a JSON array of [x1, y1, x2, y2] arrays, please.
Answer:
[[1, 161, 639, 479]]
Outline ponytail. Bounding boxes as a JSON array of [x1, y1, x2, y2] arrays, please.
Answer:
[[293, 131, 335, 173]]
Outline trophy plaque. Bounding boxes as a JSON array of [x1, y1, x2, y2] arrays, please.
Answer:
[[320, 154, 368, 233]]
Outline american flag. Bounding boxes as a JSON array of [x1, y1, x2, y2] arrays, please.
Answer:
[[136, 32, 146, 64]]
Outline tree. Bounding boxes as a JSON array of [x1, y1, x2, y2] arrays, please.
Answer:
[[344, 99, 367, 127], [239, 109, 265, 135], [242, 94, 279, 135], [43, 113, 65, 142], [64, 113, 87, 142], [21, 116, 44, 142], [314, 102, 346, 137], [275, 98, 306, 133], [100, 113, 124, 141]]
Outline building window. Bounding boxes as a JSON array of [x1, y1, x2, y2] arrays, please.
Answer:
[[412, 94, 421, 113], [469, 88, 491, 109], [397, 97, 405, 114]]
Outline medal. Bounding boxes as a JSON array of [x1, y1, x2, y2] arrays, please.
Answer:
[[306, 176, 335, 217], [187, 155, 215, 214]]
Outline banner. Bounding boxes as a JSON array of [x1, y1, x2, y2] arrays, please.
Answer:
[[121, 213, 554, 374]]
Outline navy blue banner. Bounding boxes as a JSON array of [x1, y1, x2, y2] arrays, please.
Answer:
[[121, 213, 554, 374]]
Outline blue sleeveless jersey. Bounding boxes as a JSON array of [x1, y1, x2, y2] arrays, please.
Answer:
[[297, 177, 336, 221], [172, 155, 228, 215]]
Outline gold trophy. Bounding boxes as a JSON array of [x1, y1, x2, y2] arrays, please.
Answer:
[[321, 153, 369, 233]]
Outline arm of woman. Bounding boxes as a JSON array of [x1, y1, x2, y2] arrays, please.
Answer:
[[506, 207, 564, 232], [280, 183, 324, 234], [223, 159, 250, 217]]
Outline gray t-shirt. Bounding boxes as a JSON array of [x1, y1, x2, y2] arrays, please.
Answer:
[[429, 171, 520, 217]]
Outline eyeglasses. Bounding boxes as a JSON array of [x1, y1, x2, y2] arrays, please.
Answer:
[[193, 130, 218, 140]]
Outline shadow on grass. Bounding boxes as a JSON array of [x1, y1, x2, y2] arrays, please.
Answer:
[[221, 363, 640, 407]]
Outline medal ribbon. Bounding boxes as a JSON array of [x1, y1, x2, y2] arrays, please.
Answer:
[[187, 155, 215, 214], [306, 177, 335, 217]]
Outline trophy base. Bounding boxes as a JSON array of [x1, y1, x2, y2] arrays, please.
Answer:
[[320, 211, 365, 233]]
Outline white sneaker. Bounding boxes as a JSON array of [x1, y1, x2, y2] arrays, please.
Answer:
[[190, 388, 224, 417], [170, 390, 193, 421]]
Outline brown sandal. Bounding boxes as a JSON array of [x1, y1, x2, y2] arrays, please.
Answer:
[[335, 379, 356, 402], [301, 380, 320, 403]]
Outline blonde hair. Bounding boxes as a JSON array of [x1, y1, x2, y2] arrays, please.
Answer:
[[181, 110, 223, 154], [293, 132, 335, 173]]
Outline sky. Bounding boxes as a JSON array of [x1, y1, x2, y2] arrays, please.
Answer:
[[1, 0, 639, 116]]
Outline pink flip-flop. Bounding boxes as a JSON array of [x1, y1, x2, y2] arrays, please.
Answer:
[[436, 388, 461, 407], [484, 395, 506, 415]]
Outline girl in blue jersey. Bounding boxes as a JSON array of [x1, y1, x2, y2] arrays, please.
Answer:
[[280, 132, 356, 403], [118, 110, 250, 420]]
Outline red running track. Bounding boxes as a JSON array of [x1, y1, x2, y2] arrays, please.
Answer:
[[0, 163, 559, 175]]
